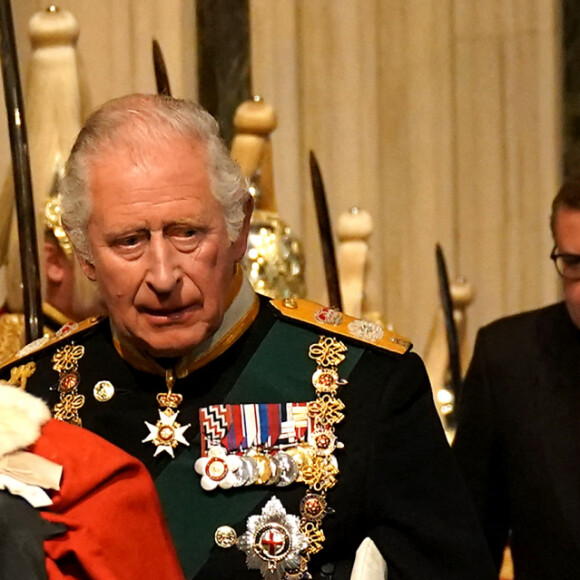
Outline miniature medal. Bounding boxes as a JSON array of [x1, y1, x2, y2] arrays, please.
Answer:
[[194, 445, 242, 490], [197, 403, 308, 492], [143, 369, 190, 457]]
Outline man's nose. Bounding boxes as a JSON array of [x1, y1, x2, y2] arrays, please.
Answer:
[[145, 237, 181, 294]]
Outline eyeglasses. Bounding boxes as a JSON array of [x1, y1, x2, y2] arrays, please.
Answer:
[[550, 246, 580, 281]]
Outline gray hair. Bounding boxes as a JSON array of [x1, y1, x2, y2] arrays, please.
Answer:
[[60, 94, 249, 261]]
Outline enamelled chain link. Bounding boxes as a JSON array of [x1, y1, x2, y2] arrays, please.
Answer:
[[297, 335, 347, 566], [51, 343, 86, 426]]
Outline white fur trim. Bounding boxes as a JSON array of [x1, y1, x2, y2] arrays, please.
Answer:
[[0, 383, 51, 457]]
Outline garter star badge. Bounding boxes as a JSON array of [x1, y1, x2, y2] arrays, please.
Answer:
[[237, 496, 308, 579]]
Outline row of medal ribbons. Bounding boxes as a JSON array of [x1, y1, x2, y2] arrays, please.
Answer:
[[196, 402, 342, 491]]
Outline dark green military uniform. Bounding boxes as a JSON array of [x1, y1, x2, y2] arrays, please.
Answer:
[[2, 294, 496, 580]]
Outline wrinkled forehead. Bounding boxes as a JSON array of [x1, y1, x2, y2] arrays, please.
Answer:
[[83, 134, 214, 212], [85, 131, 209, 188], [97, 123, 205, 160]]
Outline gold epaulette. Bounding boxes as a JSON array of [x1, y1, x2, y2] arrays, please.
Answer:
[[0, 315, 104, 372], [270, 298, 411, 355], [0, 313, 27, 365]]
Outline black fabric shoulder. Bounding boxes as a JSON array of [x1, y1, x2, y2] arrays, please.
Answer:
[[0, 316, 107, 375]]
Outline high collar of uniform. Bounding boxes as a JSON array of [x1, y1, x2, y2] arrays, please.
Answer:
[[111, 272, 260, 379]]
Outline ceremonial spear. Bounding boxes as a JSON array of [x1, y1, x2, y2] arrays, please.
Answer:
[[152, 39, 172, 97], [435, 243, 462, 417], [0, 0, 43, 342], [309, 151, 343, 311]]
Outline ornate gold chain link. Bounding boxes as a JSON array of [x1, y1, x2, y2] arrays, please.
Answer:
[[293, 334, 348, 573], [51, 343, 86, 426]]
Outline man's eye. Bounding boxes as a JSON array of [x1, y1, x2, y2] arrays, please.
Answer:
[[112, 232, 147, 251], [562, 255, 580, 267], [118, 235, 140, 246], [168, 225, 197, 238], [167, 226, 202, 251]]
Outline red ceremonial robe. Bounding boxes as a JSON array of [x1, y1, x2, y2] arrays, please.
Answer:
[[31, 419, 185, 580]]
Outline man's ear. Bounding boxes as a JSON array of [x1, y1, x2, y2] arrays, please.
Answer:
[[78, 254, 97, 282], [44, 241, 67, 284], [232, 195, 254, 262]]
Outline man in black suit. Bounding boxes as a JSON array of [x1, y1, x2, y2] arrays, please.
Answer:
[[2, 94, 496, 579], [453, 181, 580, 578]]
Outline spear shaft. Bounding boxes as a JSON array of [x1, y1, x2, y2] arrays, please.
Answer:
[[0, 0, 43, 342], [309, 151, 342, 311], [435, 243, 462, 403]]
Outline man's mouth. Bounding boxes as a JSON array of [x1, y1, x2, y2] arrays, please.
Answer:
[[138, 304, 198, 323]]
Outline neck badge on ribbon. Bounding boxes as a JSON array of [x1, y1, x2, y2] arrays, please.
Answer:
[[143, 368, 191, 457]]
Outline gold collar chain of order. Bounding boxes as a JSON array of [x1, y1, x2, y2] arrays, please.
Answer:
[[219, 334, 348, 579], [295, 335, 348, 570]]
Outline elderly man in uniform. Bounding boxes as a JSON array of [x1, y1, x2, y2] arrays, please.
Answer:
[[1, 94, 495, 580]]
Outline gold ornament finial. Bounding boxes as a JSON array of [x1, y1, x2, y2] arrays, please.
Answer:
[[45, 194, 73, 257]]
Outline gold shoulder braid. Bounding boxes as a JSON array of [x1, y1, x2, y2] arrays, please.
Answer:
[[6, 362, 37, 389], [216, 334, 348, 579], [0, 315, 101, 373], [51, 343, 86, 426], [0, 314, 26, 364], [271, 298, 411, 355]]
